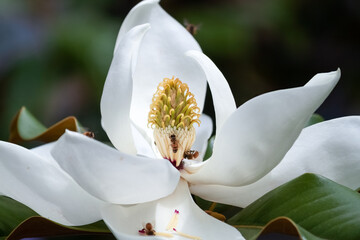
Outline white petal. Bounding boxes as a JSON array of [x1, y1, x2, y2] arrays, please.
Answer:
[[0, 141, 104, 226], [131, 123, 156, 158], [114, 0, 158, 48], [186, 50, 236, 136], [183, 69, 340, 186], [101, 24, 150, 155], [101, 180, 243, 240], [51, 130, 180, 204], [192, 114, 213, 160], [117, 0, 207, 140], [190, 116, 360, 207], [30, 142, 57, 165]]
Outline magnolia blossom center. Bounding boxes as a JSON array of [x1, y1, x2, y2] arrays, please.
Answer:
[[148, 77, 200, 167]]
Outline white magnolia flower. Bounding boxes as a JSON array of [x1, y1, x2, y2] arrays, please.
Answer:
[[1, 0, 360, 240]]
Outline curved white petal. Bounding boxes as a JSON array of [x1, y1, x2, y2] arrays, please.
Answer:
[[186, 50, 236, 136], [183, 69, 340, 186], [190, 116, 360, 207], [115, 0, 158, 47], [30, 142, 57, 165], [0, 141, 104, 226], [116, 0, 207, 140], [101, 180, 243, 240], [192, 114, 213, 160], [51, 130, 180, 204], [131, 123, 156, 158], [101, 24, 150, 155]]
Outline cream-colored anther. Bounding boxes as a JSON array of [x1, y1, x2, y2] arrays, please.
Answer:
[[153, 126, 196, 167]]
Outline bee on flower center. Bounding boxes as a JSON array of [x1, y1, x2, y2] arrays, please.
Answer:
[[139, 222, 156, 236], [184, 150, 199, 160], [170, 134, 179, 153], [144, 223, 155, 236]]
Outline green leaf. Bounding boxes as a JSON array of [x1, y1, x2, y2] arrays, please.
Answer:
[[228, 173, 360, 240], [16, 107, 47, 140], [0, 196, 37, 238], [306, 113, 324, 127], [235, 226, 262, 240], [0, 197, 112, 240], [235, 217, 324, 240], [295, 224, 325, 240], [6, 216, 113, 240], [9, 107, 83, 144]]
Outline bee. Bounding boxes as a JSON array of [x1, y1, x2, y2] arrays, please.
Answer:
[[184, 150, 199, 160], [83, 131, 95, 138], [170, 134, 179, 153], [144, 223, 156, 236], [184, 19, 201, 35], [139, 222, 173, 237]]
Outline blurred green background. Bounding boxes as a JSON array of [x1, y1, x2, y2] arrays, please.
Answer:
[[0, 0, 359, 143]]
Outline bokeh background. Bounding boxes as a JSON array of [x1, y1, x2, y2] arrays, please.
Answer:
[[1, 0, 359, 143]]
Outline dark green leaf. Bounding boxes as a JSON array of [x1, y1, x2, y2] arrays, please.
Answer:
[[228, 173, 360, 240], [6, 216, 112, 240], [295, 224, 325, 240], [0, 196, 37, 238], [0, 197, 112, 240], [235, 226, 262, 240], [235, 217, 324, 240]]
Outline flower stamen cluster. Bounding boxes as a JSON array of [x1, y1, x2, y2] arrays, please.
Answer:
[[148, 77, 200, 129], [148, 77, 200, 167]]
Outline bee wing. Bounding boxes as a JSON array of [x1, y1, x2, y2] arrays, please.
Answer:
[[183, 18, 190, 26]]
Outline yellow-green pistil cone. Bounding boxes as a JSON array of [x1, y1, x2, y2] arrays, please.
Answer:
[[148, 77, 200, 167]]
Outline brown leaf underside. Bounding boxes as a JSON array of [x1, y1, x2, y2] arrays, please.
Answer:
[[9, 107, 78, 144]]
